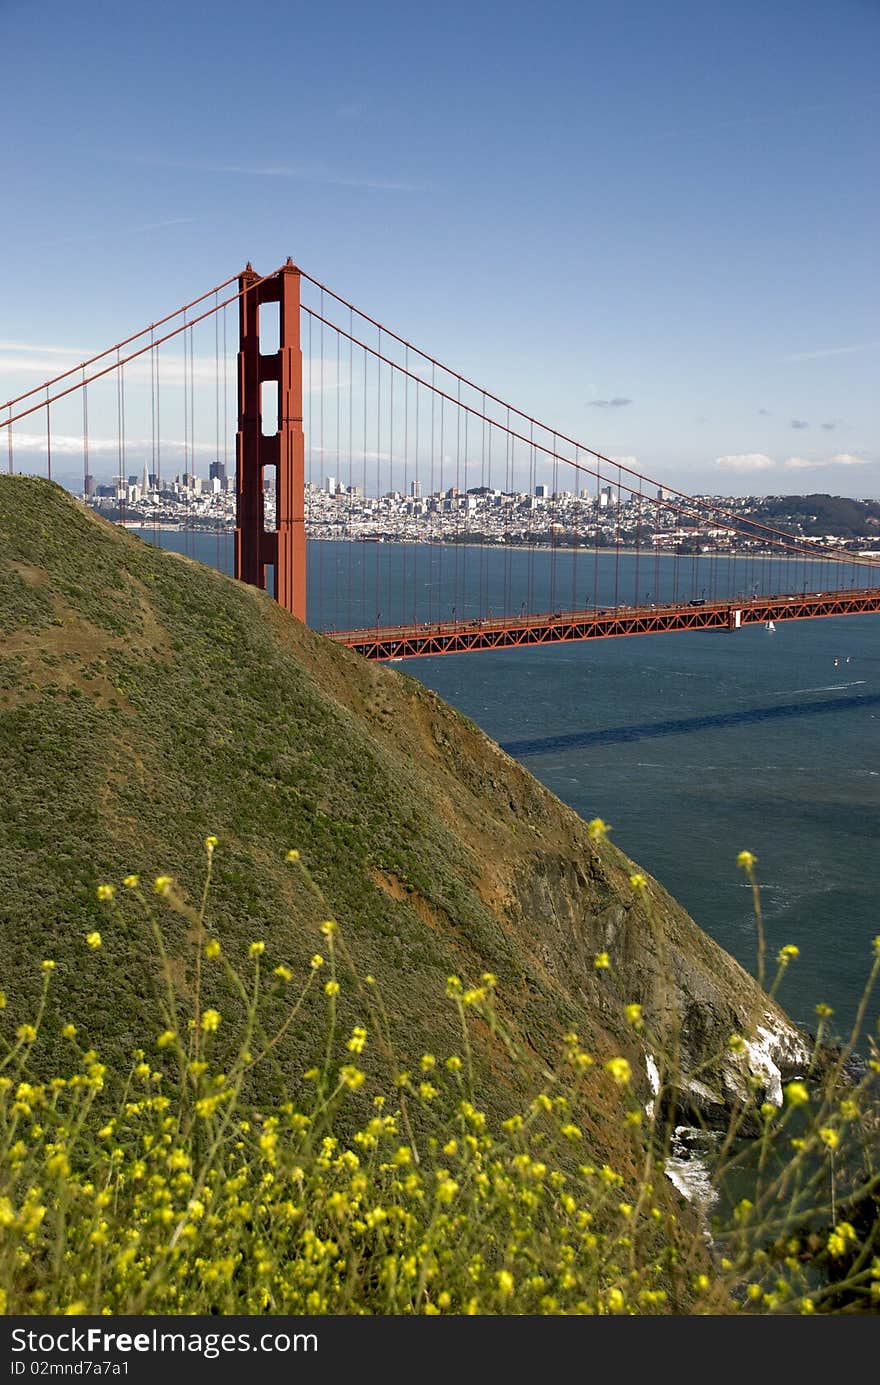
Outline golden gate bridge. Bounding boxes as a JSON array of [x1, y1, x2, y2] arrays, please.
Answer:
[[3, 259, 880, 659]]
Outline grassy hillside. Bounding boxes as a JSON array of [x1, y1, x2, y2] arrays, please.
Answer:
[[0, 479, 812, 1199]]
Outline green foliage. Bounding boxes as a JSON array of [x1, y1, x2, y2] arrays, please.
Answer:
[[0, 849, 877, 1316]]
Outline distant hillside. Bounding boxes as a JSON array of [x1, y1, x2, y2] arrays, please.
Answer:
[[756, 493, 880, 538], [0, 479, 809, 1195]]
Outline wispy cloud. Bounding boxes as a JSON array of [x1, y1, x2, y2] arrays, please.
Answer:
[[713, 453, 776, 472], [6, 432, 217, 458], [589, 397, 632, 409], [790, 419, 809, 430], [714, 450, 871, 473], [779, 341, 880, 363], [757, 408, 771, 417], [820, 419, 842, 431], [127, 154, 429, 193], [129, 217, 198, 234], [0, 341, 89, 358], [0, 347, 228, 389], [784, 453, 868, 470]]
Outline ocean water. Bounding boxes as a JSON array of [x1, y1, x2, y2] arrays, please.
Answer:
[[130, 527, 880, 1046]]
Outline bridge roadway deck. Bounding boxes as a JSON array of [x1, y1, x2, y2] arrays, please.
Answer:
[[325, 587, 880, 661]]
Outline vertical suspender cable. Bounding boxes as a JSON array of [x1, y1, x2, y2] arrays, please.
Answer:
[[336, 327, 342, 628], [45, 390, 51, 482], [223, 305, 229, 575], [633, 481, 642, 608], [347, 310, 354, 632], [387, 358, 394, 626], [215, 293, 221, 573], [375, 326, 381, 629], [82, 371, 89, 502]]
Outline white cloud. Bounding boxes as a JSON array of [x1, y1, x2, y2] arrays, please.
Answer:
[[783, 453, 869, 470], [713, 453, 776, 471], [6, 432, 217, 457], [129, 154, 428, 192], [779, 342, 880, 364]]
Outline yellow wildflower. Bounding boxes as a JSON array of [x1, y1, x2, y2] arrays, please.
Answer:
[[604, 1057, 631, 1086], [96, 884, 115, 901], [827, 1223, 857, 1257], [606, 1286, 625, 1313], [736, 850, 757, 870], [784, 1081, 810, 1107], [339, 1065, 365, 1090], [200, 1009, 221, 1033], [85, 932, 101, 950]]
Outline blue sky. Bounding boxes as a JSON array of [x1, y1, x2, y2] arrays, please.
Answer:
[[1, 0, 877, 496]]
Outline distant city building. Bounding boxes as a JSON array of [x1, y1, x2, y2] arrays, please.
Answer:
[[325, 475, 337, 495], [210, 461, 227, 483], [410, 479, 421, 499], [535, 484, 549, 498], [84, 473, 96, 497]]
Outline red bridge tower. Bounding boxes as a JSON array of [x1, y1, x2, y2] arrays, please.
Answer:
[[235, 259, 306, 621]]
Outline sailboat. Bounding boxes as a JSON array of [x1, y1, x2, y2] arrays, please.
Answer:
[[766, 620, 775, 632]]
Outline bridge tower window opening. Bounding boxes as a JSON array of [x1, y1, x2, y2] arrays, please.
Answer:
[[259, 298, 280, 356], [261, 379, 279, 437], [262, 462, 277, 533]]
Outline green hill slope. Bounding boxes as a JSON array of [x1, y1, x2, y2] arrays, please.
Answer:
[[0, 478, 809, 1173]]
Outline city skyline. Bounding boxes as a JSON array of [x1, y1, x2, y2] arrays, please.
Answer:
[[1, 0, 877, 497]]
